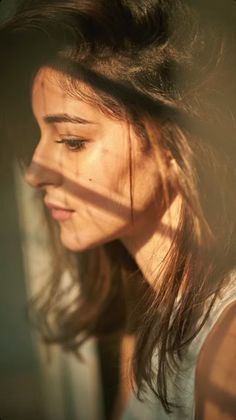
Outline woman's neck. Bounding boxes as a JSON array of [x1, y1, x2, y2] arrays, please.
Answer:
[[122, 194, 182, 289]]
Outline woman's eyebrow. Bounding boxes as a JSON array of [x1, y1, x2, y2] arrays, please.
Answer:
[[43, 113, 97, 125]]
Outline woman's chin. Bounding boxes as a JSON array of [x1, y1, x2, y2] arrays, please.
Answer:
[[59, 230, 106, 252]]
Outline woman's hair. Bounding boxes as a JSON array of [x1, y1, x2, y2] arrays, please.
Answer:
[[1, 0, 236, 412]]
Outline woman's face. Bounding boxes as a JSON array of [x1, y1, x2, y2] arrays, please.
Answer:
[[26, 67, 161, 251]]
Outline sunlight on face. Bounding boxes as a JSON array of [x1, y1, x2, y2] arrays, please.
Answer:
[[26, 67, 161, 251]]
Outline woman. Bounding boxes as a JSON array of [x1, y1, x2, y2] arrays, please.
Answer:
[[1, 0, 236, 418]]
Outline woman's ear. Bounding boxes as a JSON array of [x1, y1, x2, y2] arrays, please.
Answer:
[[164, 149, 175, 166], [164, 150, 179, 187], [161, 147, 177, 171]]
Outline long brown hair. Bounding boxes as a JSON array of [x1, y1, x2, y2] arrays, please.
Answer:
[[1, 0, 236, 412]]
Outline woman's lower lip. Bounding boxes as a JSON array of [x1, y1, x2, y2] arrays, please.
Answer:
[[51, 208, 75, 221]]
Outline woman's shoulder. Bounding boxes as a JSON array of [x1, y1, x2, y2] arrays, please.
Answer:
[[198, 273, 236, 344], [120, 278, 236, 420], [195, 279, 236, 420]]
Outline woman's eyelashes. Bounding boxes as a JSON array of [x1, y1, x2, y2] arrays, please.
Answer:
[[55, 137, 88, 151]]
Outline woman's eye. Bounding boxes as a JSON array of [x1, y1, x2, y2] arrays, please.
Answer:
[[55, 138, 87, 151]]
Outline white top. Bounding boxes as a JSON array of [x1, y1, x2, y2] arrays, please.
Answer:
[[122, 275, 236, 420]]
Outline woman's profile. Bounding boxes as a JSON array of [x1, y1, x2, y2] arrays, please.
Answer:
[[1, 0, 236, 419]]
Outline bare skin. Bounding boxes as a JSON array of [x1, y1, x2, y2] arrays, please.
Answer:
[[27, 66, 180, 288], [195, 301, 236, 420]]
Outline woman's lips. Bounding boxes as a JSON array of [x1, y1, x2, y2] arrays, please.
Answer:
[[45, 200, 75, 221], [51, 208, 75, 221]]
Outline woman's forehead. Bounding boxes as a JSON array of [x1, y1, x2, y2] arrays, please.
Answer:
[[32, 66, 91, 99], [31, 66, 107, 120]]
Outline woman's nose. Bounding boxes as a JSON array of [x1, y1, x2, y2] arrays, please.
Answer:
[[25, 141, 62, 189]]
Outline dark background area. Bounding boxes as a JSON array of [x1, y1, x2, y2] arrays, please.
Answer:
[[0, 1, 46, 419]]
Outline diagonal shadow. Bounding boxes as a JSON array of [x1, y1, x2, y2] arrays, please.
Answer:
[[24, 160, 176, 249]]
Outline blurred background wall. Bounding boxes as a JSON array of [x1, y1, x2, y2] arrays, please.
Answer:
[[0, 3, 44, 418]]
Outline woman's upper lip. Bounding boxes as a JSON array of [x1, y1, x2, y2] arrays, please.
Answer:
[[44, 199, 74, 212]]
